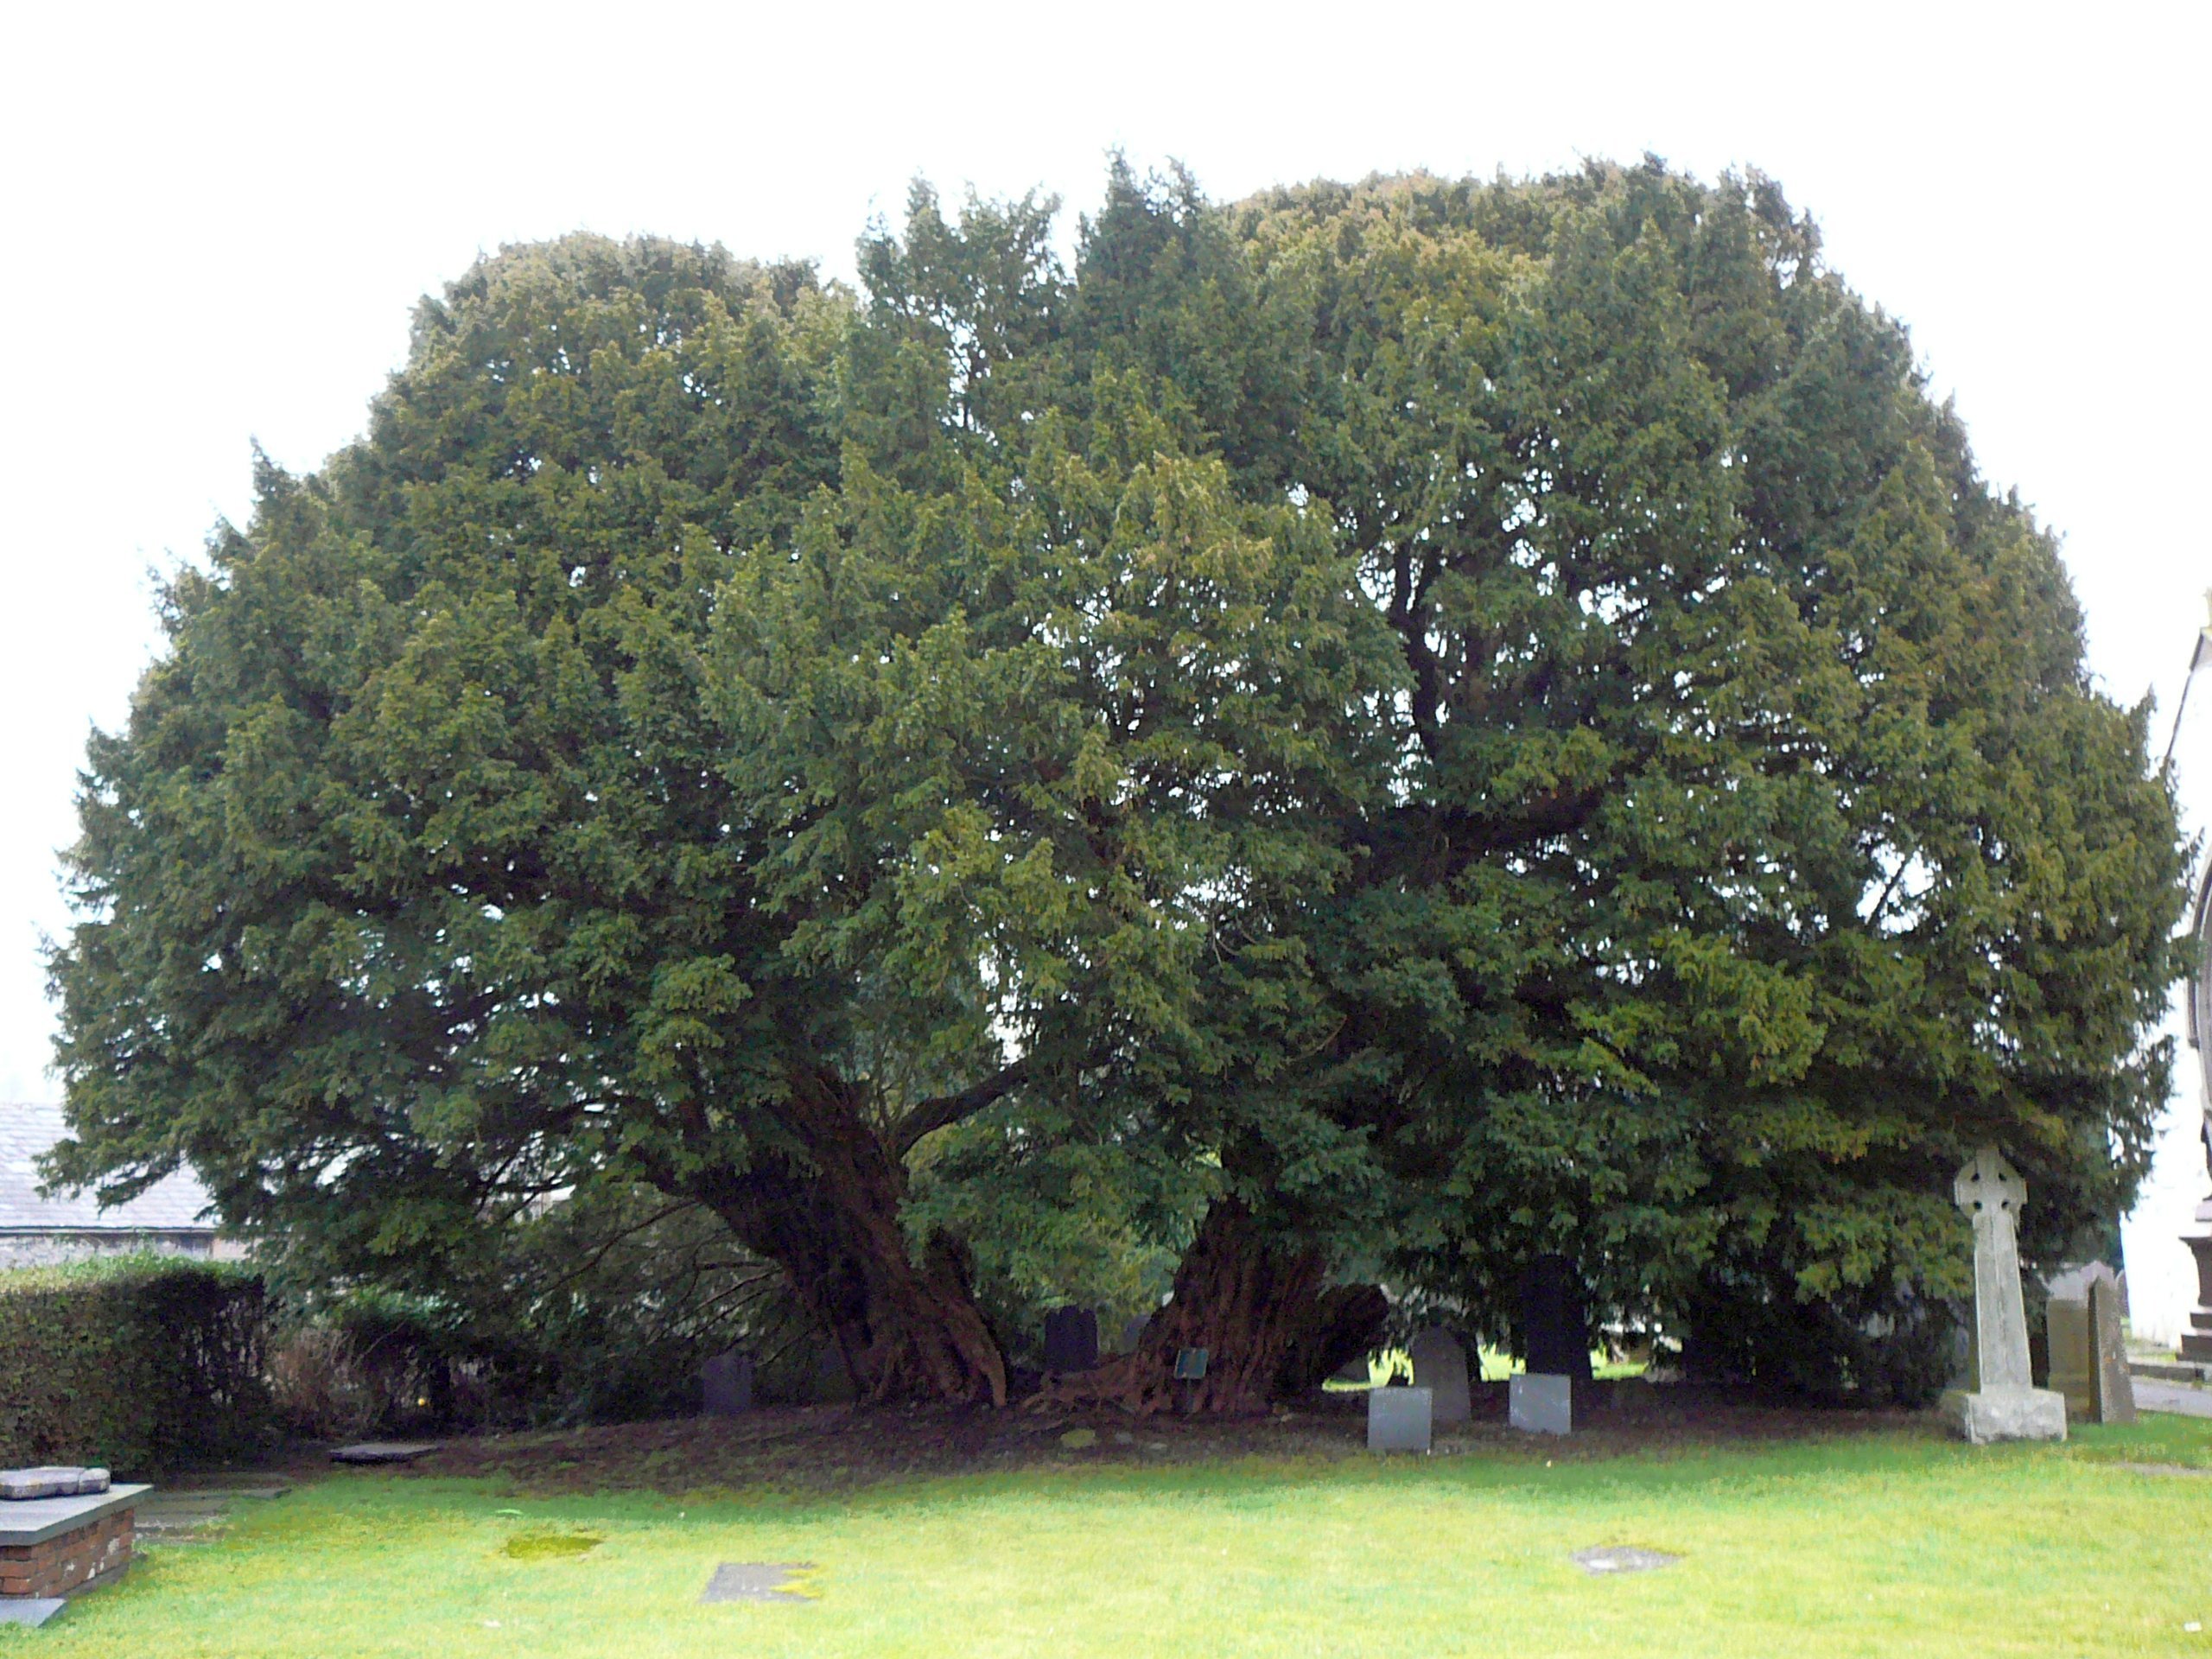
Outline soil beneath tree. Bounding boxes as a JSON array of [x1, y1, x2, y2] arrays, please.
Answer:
[[385, 1380, 1941, 1498]]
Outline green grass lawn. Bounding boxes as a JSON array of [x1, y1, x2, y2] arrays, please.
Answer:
[[17, 1415, 2212, 1657]]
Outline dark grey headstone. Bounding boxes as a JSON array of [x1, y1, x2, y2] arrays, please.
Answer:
[[1408, 1327, 1471, 1424], [1520, 1254, 1592, 1381], [1119, 1314, 1152, 1354], [701, 1562, 814, 1604], [702, 1350, 753, 1416], [1042, 1306, 1100, 1374], [1573, 1546, 1678, 1575]]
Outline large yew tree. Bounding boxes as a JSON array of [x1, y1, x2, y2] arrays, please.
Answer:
[[49, 220, 1390, 1405], [52, 162, 2187, 1408]]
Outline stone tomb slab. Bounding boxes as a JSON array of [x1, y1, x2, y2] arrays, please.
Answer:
[[0, 1597, 65, 1627], [330, 1442, 439, 1465], [1574, 1546, 1679, 1575], [701, 1562, 814, 1604]]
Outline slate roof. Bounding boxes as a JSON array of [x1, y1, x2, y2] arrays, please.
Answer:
[[0, 1103, 216, 1232]]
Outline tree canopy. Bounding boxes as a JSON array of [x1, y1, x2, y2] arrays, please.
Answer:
[[50, 159, 2187, 1409]]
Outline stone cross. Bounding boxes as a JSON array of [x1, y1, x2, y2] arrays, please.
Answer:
[[1942, 1147, 2066, 1442], [1955, 1147, 2032, 1390]]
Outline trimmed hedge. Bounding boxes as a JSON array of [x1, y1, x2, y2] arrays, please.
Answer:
[[0, 1255, 271, 1473]]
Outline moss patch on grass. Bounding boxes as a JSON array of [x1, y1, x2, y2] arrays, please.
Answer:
[[499, 1530, 603, 1560]]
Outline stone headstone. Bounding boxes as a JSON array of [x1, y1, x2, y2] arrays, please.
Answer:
[[810, 1340, 857, 1404], [2088, 1272, 2136, 1425], [702, 1349, 753, 1417], [1940, 1147, 2066, 1443], [2046, 1295, 2095, 1420], [1510, 1371, 1573, 1435], [1367, 1384, 1433, 1452], [1042, 1306, 1100, 1374], [1408, 1327, 1471, 1425], [1520, 1254, 1593, 1382], [1120, 1313, 1152, 1354]]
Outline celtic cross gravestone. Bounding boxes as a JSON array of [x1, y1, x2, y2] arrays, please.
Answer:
[[1940, 1147, 2066, 1443]]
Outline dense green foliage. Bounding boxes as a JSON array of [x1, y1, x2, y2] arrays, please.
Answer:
[[49, 158, 2186, 1408], [0, 1255, 270, 1471]]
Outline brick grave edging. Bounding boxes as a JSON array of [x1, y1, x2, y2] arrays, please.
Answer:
[[0, 1488, 148, 1604], [0, 1509, 133, 1599]]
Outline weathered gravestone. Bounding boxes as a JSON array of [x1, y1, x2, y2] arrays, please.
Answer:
[[2088, 1271, 2137, 1424], [1120, 1313, 1152, 1354], [1509, 1372, 1573, 1435], [1408, 1327, 1471, 1425], [2048, 1263, 2136, 1425], [1042, 1306, 1100, 1374], [1367, 1384, 1433, 1452], [1941, 1147, 2066, 1443], [701, 1350, 753, 1417]]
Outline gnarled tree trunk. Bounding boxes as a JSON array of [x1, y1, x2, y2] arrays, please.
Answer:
[[694, 1081, 1007, 1407], [1037, 1198, 1380, 1415]]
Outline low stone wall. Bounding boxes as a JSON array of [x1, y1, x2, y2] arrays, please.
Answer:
[[0, 1509, 132, 1599]]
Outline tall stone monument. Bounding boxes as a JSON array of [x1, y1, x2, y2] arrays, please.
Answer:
[[2183, 860, 2212, 1362], [1941, 1147, 2066, 1443]]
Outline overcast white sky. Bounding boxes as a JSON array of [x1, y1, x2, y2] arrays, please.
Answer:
[[3, 1, 2207, 1303]]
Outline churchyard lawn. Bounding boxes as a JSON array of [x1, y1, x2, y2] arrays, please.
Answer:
[[13, 1408, 2212, 1656]]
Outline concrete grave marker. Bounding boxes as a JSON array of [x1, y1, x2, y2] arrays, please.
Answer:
[[1510, 1371, 1573, 1435], [1408, 1327, 1471, 1425], [1367, 1385, 1433, 1452], [1573, 1546, 1678, 1575], [701, 1350, 753, 1417], [1941, 1147, 2066, 1443], [1042, 1306, 1100, 1374], [1119, 1313, 1152, 1354]]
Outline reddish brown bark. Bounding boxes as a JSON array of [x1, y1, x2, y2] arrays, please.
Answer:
[[696, 1075, 1007, 1407], [1036, 1198, 1372, 1416]]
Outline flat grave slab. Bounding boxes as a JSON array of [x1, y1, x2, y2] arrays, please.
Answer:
[[0, 1597, 65, 1628], [701, 1561, 813, 1604], [331, 1442, 439, 1465], [1574, 1545, 1679, 1575], [0, 1485, 149, 1549]]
